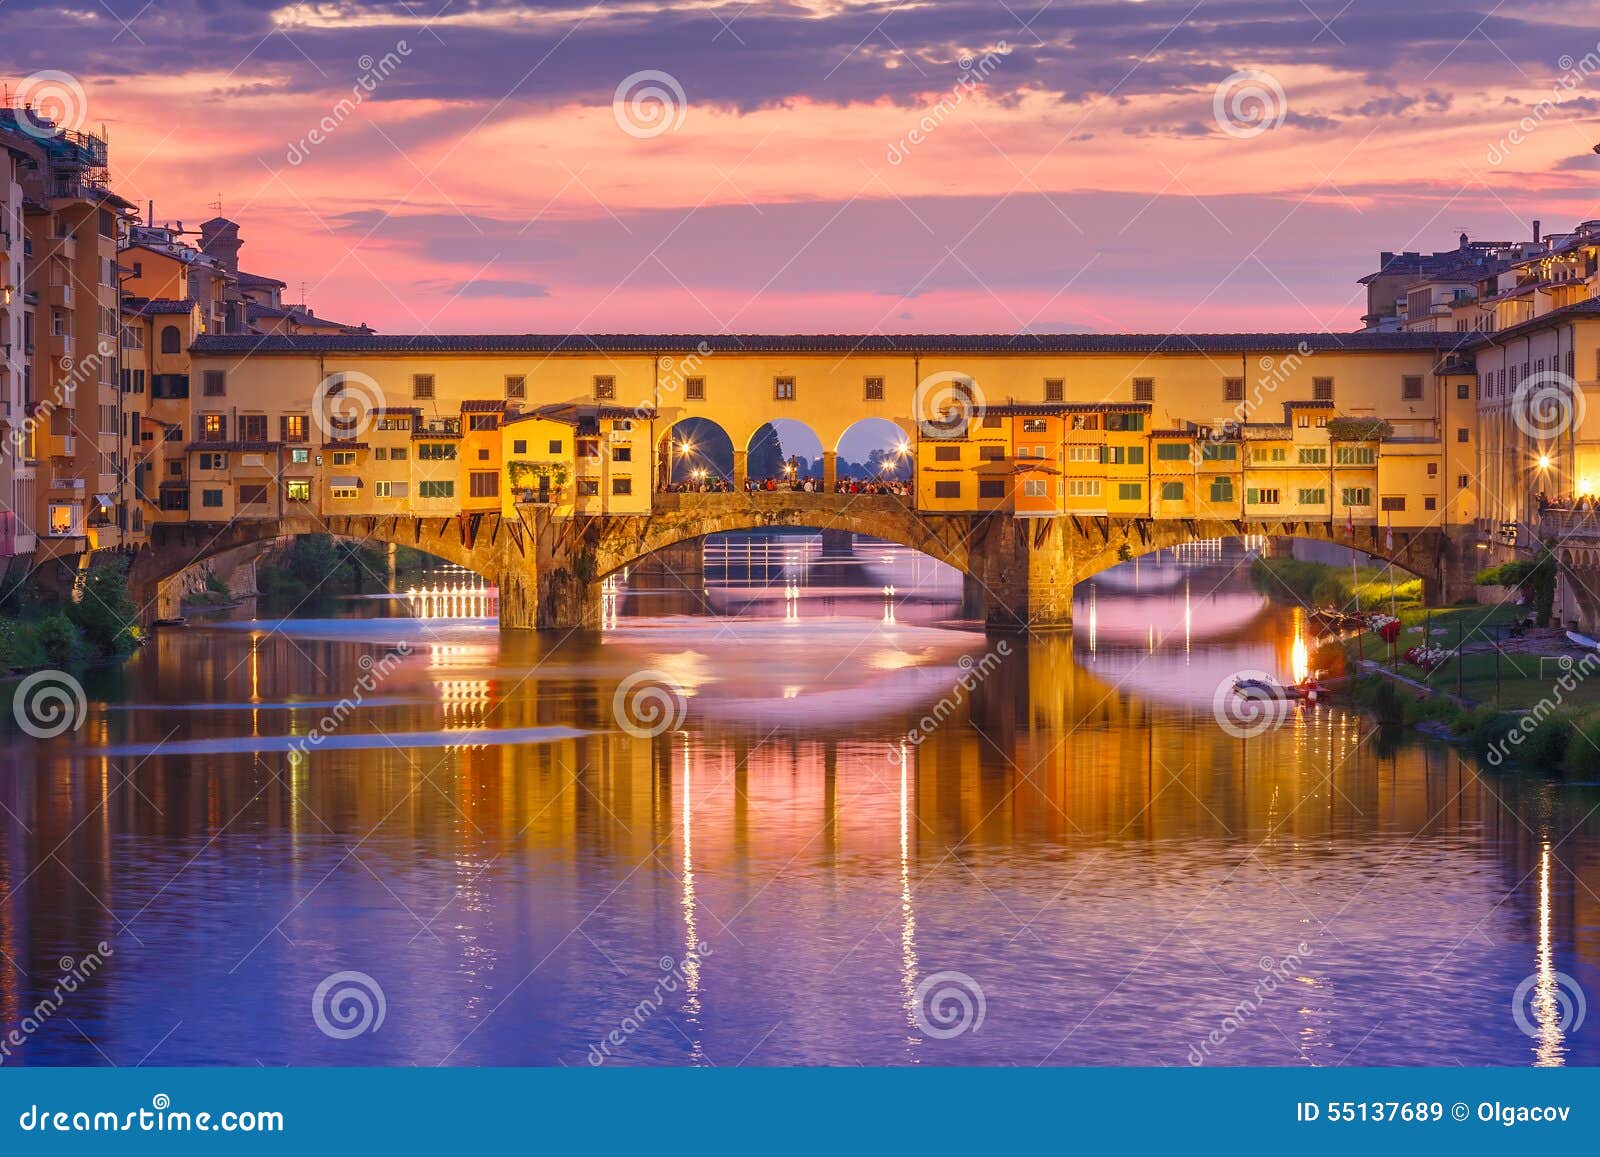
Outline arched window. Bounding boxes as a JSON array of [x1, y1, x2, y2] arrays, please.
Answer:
[[160, 325, 181, 354]]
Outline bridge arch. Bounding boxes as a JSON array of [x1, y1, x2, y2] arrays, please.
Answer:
[[587, 494, 973, 582], [131, 514, 504, 622]]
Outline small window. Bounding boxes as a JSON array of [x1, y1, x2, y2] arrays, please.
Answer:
[[1223, 378, 1244, 401], [864, 377, 884, 401], [160, 325, 181, 354], [686, 377, 706, 401], [1044, 379, 1064, 402], [548, 440, 563, 455], [1424, 496, 1437, 510], [1381, 496, 1406, 512], [286, 480, 310, 502], [612, 477, 633, 496], [1297, 488, 1326, 505], [577, 479, 600, 497], [1208, 477, 1234, 502], [933, 480, 961, 499], [1456, 383, 1469, 399], [613, 446, 632, 462], [290, 448, 310, 465], [1160, 481, 1184, 500], [1402, 375, 1423, 400], [238, 484, 268, 506], [390, 447, 408, 461], [1426, 462, 1438, 477], [468, 414, 497, 431], [201, 488, 223, 508], [774, 376, 796, 401], [419, 480, 454, 499], [981, 414, 1002, 429], [1117, 482, 1143, 501], [1456, 427, 1470, 443], [1022, 418, 1048, 433], [1458, 474, 1469, 489], [934, 445, 961, 462], [202, 370, 225, 397], [978, 479, 1006, 499], [594, 376, 616, 400], [505, 375, 526, 399], [1132, 378, 1154, 402], [1156, 442, 1191, 461], [469, 472, 500, 499], [413, 374, 435, 400], [1312, 377, 1334, 401], [374, 448, 388, 461]]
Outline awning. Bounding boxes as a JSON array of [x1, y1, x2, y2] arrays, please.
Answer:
[[330, 476, 360, 488], [93, 493, 113, 509]]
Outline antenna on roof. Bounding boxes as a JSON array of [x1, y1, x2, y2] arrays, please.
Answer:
[[209, 194, 223, 215], [298, 280, 308, 306]]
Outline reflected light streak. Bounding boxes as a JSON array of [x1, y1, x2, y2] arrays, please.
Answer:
[[898, 740, 919, 1044], [679, 732, 703, 1026], [1291, 610, 1310, 686], [1531, 839, 1567, 1067]]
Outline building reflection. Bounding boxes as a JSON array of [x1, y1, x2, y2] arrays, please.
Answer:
[[3, 577, 1599, 1065]]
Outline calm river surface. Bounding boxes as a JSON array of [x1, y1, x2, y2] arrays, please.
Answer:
[[2, 536, 1598, 1066]]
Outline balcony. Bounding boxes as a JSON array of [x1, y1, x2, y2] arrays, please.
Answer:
[[45, 432, 76, 458], [49, 332, 74, 356], [49, 282, 74, 308], [49, 476, 85, 491]]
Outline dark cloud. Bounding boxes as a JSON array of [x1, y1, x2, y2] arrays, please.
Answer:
[[3, 0, 1596, 115], [438, 278, 551, 300]]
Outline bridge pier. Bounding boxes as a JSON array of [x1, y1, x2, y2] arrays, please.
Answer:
[[822, 450, 837, 491], [964, 516, 1076, 632], [732, 449, 748, 490]]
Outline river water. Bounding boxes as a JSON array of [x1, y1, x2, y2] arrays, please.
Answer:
[[2, 535, 1597, 1067]]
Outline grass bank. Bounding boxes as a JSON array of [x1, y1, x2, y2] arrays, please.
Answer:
[[1255, 555, 1600, 777]]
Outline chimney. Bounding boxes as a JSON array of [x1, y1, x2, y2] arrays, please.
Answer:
[[1534, 219, 1542, 244], [1460, 231, 1469, 249]]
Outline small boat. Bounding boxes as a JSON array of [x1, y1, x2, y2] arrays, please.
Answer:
[[1233, 676, 1325, 703], [153, 616, 186, 627], [1566, 630, 1600, 651], [1233, 676, 1301, 700]]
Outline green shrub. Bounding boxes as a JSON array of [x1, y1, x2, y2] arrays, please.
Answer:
[[35, 614, 87, 667], [67, 557, 141, 657], [1519, 715, 1573, 771]]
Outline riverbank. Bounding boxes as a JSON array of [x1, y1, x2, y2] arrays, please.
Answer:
[[1256, 556, 1600, 775], [0, 558, 143, 677]]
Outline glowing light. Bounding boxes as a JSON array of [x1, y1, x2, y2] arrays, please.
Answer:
[[1291, 611, 1310, 685], [1538, 454, 1552, 470], [1579, 477, 1594, 497]]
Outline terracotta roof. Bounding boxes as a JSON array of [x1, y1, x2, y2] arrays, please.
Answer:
[[459, 399, 506, 413], [191, 331, 1466, 356], [131, 298, 197, 315]]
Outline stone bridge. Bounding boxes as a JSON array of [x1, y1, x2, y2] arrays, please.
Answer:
[[130, 495, 1472, 631]]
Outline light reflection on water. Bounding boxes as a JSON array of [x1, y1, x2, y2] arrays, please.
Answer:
[[1, 536, 1598, 1067]]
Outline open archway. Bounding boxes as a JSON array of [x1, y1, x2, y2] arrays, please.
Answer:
[[836, 417, 914, 484], [748, 418, 824, 488], [659, 416, 735, 489]]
